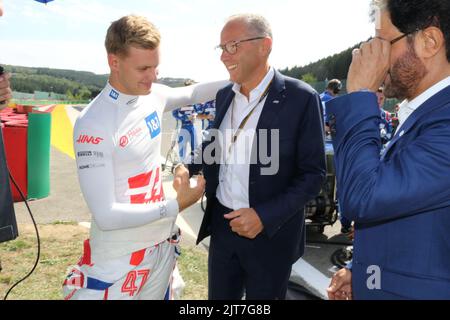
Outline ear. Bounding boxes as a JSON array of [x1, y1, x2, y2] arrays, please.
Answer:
[[417, 26, 444, 59], [260, 37, 273, 56], [108, 53, 120, 72]]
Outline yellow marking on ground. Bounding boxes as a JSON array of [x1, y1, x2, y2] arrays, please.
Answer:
[[51, 105, 75, 159]]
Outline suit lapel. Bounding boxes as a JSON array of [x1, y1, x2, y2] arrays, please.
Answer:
[[256, 70, 286, 131], [207, 85, 234, 183], [213, 87, 235, 130], [248, 71, 286, 189], [382, 85, 450, 159]]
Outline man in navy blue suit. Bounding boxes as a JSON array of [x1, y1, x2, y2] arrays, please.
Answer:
[[175, 14, 325, 300], [327, 0, 450, 300]]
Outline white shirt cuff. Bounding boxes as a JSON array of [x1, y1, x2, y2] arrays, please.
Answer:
[[165, 199, 179, 218]]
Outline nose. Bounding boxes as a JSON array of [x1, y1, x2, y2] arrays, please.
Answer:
[[149, 68, 158, 82], [221, 49, 230, 63]]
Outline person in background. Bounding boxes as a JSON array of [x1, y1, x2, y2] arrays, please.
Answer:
[[376, 87, 394, 145], [320, 79, 342, 135], [320, 79, 342, 104], [172, 104, 198, 162], [391, 103, 400, 133], [195, 100, 216, 132], [320, 79, 351, 234]]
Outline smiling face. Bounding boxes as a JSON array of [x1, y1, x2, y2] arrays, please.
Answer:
[[376, 10, 427, 100], [220, 19, 271, 94], [108, 46, 160, 96]]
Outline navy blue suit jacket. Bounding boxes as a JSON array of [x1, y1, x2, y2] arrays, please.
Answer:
[[327, 87, 450, 299], [189, 70, 326, 264]]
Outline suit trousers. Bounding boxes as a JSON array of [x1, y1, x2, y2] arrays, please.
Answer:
[[208, 198, 291, 300]]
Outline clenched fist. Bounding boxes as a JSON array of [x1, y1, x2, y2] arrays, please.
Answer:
[[173, 164, 205, 212]]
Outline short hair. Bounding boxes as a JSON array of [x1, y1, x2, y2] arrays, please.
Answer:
[[105, 15, 161, 57], [372, 0, 450, 61], [327, 79, 342, 92], [226, 14, 273, 39]]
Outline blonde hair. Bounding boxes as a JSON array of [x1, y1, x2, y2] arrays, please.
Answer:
[[105, 15, 161, 56]]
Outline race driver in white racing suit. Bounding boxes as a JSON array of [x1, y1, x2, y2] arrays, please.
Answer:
[[62, 15, 226, 300]]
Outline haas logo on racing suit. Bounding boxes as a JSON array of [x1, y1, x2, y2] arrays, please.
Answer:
[[126, 167, 164, 204], [76, 135, 104, 145]]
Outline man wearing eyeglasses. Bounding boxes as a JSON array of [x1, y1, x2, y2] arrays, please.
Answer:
[[178, 14, 325, 300], [327, 0, 450, 300]]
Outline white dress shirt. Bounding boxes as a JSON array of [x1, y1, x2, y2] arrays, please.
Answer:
[[396, 76, 450, 133], [216, 67, 275, 210]]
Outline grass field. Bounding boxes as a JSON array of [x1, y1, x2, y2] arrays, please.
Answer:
[[0, 223, 208, 300]]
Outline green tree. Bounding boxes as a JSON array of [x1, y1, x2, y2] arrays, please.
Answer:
[[301, 73, 317, 85], [66, 89, 75, 100]]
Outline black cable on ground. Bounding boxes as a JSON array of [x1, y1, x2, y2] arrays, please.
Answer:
[[3, 171, 40, 300]]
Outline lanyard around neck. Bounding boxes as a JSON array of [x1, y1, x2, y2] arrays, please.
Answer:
[[229, 77, 274, 152]]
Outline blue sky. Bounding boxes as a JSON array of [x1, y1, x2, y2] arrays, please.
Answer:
[[0, 0, 374, 81]]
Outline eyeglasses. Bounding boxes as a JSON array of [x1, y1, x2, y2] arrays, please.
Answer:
[[377, 29, 420, 45], [389, 32, 412, 45], [215, 37, 265, 55]]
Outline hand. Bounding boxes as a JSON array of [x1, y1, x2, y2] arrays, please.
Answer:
[[173, 164, 189, 184], [224, 208, 264, 239], [347, 38, 390, 94], [327, 267, 353, 300], [348, 228, 355, 241], [0, 72, 12, 110], [173, 172, 205, 212]]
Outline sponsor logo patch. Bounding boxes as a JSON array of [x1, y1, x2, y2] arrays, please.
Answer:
[[119, 136, 129, 148], [77, 151, 104, 158], [126, 167, 164, 204], [109, 89, 119, 100], [78, 163, 106, 170], [76, 135, 104, 145], [77, 151, 92, 157], [119, 126, 144, 148], [145, 112, 161, 139], [127, 98, 138, 105]]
